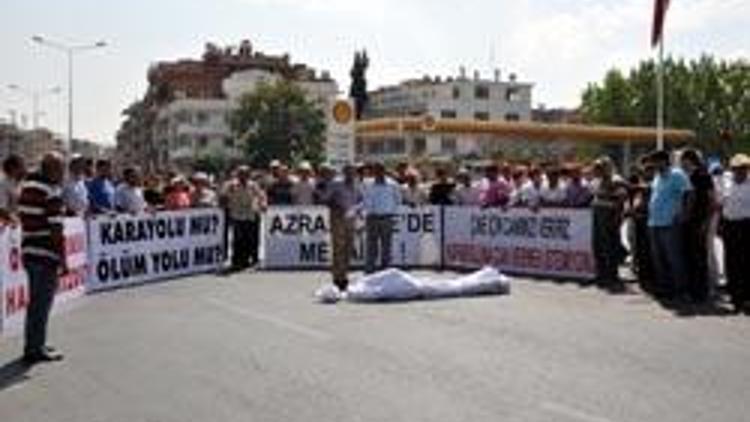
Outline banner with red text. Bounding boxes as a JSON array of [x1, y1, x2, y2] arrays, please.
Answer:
[[0, 218, 88, 336], [443, 207, 595, 279]]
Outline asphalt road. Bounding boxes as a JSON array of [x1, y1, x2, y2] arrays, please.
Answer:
[[1, 270, 750, 422]]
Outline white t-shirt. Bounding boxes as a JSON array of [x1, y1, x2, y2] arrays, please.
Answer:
[[114, 184, 147, 214], [291, 179, 316, 205], [454, 183, 482, 206], [722, 177, 750, 221], [540, 182, 567, 206], [0, 178, 19, 212], [512, 182, 543, 208]]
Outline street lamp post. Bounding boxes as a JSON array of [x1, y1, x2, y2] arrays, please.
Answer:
[[31, 35, 106, 157], [6, 84, 61, 129]]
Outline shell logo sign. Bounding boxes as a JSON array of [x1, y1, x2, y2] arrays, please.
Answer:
[[332, 100, 354, 125]]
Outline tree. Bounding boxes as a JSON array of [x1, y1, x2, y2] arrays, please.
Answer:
[[349, 50, 370, 119], [582, 56, 750, 156], [230, 80, 326, 167]]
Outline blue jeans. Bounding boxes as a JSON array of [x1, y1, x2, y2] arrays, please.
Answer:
[[24, 257, 59, 356], [649, 226, 687, 297]]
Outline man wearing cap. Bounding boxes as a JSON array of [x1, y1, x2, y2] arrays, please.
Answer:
[[291, 161, 316, 206], [323, 164, 362, 290], [190, 172, 217, 208], [720, 154, 750, 313], [647, 150, 693, 300], [221, 166, 267, 270], [361, 162, 401, 273]]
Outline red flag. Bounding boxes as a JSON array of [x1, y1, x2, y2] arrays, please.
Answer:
[[651, 0, 671, 47]]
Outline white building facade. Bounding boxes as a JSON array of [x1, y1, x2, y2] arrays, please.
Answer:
[[362, 70, 533, 160], [151, 69, 338, 170]]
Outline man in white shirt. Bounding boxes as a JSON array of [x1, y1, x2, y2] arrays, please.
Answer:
[[453, 169, 482, 206], [114, 167, 147, 214], [361, 162, 401, 273], [540, 167, 567, 207], [721, 154, 750, 313], [62, 155, 90, 215], [511, 167, 544, 210], [291, 161, 316, 205]]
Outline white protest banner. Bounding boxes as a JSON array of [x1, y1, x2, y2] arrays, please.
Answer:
[[86, 209, 226, 292], [262, 206, 441, 269], [1, 218, 88, 336], [443, 207, 595, 279]]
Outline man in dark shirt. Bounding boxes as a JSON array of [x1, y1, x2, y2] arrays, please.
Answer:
[[681, 149, 714, 303], [267, 165, 295, 205], [429, 167, 455, 206], [18, 152, 66, 365]]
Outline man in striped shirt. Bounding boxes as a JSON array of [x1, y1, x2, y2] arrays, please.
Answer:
[[18, 152, 66, 365]]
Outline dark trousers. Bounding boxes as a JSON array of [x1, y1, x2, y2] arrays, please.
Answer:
[[593, 205, 621, 283], [723, 219, 750, 309], [331, 211, 354, 289], [633, 215, 655, 288], [231, 218, 260, 269], [365, 215, 395, 274], [24, 257, 59, 356], [685, 220, 710, 302], [649, 225, 688, 298]]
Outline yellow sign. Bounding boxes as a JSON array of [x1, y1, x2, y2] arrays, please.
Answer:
[[332, 101, 354, 125]]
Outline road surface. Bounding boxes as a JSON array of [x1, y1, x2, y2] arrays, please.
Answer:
[[1, 271, 749, 422]]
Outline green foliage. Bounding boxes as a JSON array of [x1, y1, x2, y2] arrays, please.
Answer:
[[230, 80, 326, 168], [349, 50, 370, 119], [581, 55, 750, 156]]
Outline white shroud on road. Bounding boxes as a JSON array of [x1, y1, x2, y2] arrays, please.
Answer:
[[316, 267, 511, 303]]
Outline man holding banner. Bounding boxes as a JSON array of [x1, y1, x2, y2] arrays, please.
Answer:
[[362, 162, 401, 274], [222, 166, 267, 271], [17, 152, 66, 365]]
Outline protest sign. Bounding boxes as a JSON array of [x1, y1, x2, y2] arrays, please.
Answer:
[[443, 207, 595, 279], [86, 209, 226, 292], [262, 206, 442, 269], [1, 218, 88, 336]]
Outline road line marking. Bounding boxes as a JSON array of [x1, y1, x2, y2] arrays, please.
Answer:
[[205, 298, 330, 341], [541, 402, 620, 422]]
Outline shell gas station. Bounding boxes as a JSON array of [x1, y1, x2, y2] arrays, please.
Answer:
[[354, 116, 696, 170]]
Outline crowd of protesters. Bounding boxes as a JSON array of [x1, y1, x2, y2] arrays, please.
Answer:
[[2, 147, 750, 364]]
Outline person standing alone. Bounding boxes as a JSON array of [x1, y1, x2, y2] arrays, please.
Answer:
[[18, 152, 66, 365], [361, 162, 401, 274], [324, 165, 362, 290]]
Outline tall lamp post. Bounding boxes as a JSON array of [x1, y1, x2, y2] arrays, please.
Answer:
[[31, 35, 106, 157], [6, 84, 61, 129]]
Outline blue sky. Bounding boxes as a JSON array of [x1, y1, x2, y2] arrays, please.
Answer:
[[1, 0, 748, 145]]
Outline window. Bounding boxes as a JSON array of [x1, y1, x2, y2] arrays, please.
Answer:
[[440, 110, 457, 119], [224, 137, 235, 148], [474, 112, 490, 121], [474, 85, 490, 99], [441, 137, 457, 153], [386, 138, 406, 154], [196, 111, 210, 126], [197, 136, 209, 149], [505, 113, 520, 122], [452, 86, 461, 99], [412, 137, 426, 155], [175, 110, 191, 124], [506, 87, 522, 102]]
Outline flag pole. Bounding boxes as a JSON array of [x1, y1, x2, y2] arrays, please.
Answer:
[[656, 31, 665, 151]]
